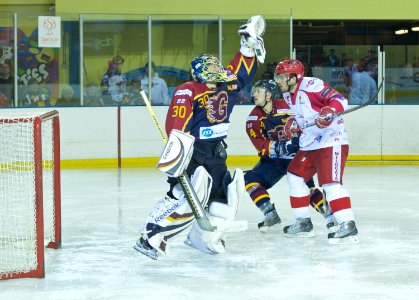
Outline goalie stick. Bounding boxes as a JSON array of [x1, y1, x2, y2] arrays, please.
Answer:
[[139, 91, 218, 232], [300, 78, 384, 130]]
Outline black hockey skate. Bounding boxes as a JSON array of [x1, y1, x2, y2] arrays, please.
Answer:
[[134, 237, 158, 260], [283, 217, 314, 237], [328, 220, 359, 244], [258, 204, 281, 232]]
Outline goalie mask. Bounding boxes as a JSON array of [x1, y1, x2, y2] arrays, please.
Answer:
[[251, 79, 279, 107], [191, 54, 228, 84]]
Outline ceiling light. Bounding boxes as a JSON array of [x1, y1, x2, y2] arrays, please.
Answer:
[[412, 26, 419, 31], [395, 29, 408, 35]]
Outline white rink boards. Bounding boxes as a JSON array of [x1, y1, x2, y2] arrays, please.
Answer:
[[1, 166, 419, 299]]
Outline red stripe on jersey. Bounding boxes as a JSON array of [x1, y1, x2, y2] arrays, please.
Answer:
[[329, 99, 345, 113], [290, 195, 310, 208], [329, 197, 351, 212]]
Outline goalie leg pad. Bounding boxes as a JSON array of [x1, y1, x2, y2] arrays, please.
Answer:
[[185, 168, 247, 254], [142, 167, 212, 256]]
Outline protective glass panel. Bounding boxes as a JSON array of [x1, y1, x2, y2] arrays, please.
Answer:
[[383, 45, 419, 104], [82, 14, 148, 106], [223, 15, 290, 104], [295, 45, 380, 105], [0, 12, 15, 107]]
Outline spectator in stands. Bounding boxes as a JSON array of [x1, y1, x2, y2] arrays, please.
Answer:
[[338, 53, 347, 67], [141, 61, 169, 105], [84, 82, 104, 106], [128, 79, 145, 105], [101, 55, 126, 105], [349, 58, 377, 105], [261, 61, 277, 80], [236, 87, 252, 104], [100, 79, 113, 105], [325, 49, 338, 67], [0, 91, 9, 107], [55, 85, 79, 106], [21, 79, 51, 107], [109, 76, 130, 105], [0, 61, 13, 102]]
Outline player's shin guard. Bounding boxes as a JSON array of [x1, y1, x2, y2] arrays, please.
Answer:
[[185, 168, 247, 254], [138, 166, 212, 257]]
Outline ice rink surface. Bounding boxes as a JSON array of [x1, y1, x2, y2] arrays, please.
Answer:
[[1, 165, 419, 300]]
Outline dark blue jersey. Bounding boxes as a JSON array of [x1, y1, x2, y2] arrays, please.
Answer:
[[165, 52, 258, 141]]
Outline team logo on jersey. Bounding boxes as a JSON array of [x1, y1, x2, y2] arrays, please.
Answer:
[[299, 95, 304, 104], [267, 125, 284, 141], [314, 135, 323, 143], [321, 87, 333, 97], [199, 123, 229, 139], [207, 90, 228, 123], [307, 79, 314, 86], [201, 128, 214, 137], [175, 89, 192, 97]]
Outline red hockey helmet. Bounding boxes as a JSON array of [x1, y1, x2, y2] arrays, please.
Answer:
[[275, 59, 304, 81]]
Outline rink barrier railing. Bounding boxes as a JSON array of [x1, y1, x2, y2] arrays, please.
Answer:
[[60, 155, 419, 169]]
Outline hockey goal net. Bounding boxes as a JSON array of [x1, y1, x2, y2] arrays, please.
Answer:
[[0, 110, 61, 280]]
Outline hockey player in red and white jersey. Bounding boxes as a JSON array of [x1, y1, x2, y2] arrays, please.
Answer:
[[244, 79, 333, 233], [134, 16, 266, 259], [274, 59, 359, 244]]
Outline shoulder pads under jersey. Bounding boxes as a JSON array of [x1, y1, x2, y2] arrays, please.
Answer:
[[298, 77, 325, 93]]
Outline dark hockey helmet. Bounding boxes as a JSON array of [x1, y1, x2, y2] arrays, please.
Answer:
[[275, 59, 305, 81], [191, 54, 228, 84], [251, 79, 280, 100]]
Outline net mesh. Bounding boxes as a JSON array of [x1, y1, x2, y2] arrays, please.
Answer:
[[0, 112, 56, 277]]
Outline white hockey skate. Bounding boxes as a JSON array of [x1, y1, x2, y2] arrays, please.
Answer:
[[328, 220, 360, 244], [283, 217, 315, 238]]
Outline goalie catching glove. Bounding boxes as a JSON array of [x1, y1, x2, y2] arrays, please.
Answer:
[[238, 15, 266, 64]]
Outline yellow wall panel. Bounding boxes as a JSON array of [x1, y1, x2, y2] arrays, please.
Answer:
[[55, 0, 419, 20]]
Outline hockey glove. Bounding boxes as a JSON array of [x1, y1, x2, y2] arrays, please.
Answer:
[[238, 15, 266, 63], [238, 15, 266, 39], [282, 116, 300, 140], [273, 138, 299, 158], [315, 106, 336, 129]]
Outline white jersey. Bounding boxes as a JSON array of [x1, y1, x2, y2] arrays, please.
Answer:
[[282, 77, 349, 151]]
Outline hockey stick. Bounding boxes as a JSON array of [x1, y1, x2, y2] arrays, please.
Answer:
[[300, 78, 384, 130], [139, 90, 218, 232]]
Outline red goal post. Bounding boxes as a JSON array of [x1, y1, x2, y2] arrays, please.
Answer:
[[0, 110, 61, 280]]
